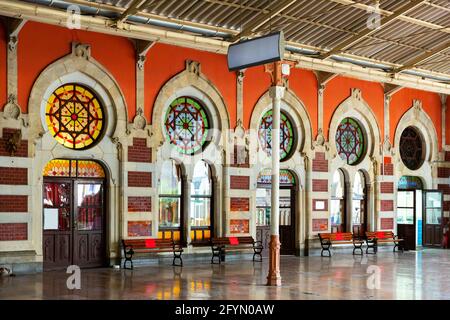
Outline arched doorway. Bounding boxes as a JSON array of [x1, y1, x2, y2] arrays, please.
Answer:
[[397, 176, 443, 249], [158, 160, 183, 244], [330, 170, 346, 233], [397, 176, 424, 250], [352, 171, 367, 238], [190, 161, 213, 246], [256, 169, 296, 255], [42, 159, 107, 270]]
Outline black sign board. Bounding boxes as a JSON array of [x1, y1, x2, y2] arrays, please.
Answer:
[[227, 31, 285, 71]]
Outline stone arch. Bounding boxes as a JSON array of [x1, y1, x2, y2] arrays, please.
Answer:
[[26, 43, 129, 265], [250, 88, 312, 254], [393, 100, 439, 165], [328, 88, 381, 161], [151, 60, 230, 152], [28, 43, 128, 146], [151, 61, 228, 242], [393, 100, 438, 189], [249, 88, 313, 154]]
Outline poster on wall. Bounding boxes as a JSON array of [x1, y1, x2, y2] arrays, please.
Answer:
[[380, 218, 394, 230], [128, 221, 152, 237], [230, 219, 249, 234], [44, 208, 59, 230], [312, 219, 328, 232]]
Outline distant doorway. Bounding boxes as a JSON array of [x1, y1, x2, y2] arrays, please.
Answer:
[[256, 169, 297, 255], [396, 176, 443, 250], [42, 159, 107, 270]]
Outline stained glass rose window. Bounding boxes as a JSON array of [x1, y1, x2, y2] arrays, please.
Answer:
[[164, 97, 210, 155], [258, 110, 295, 161], [400, 127, 425, 170], [45, 84, 104, 150], [336, 118, 366, 165]]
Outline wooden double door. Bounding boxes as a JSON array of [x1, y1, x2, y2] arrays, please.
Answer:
[[256, 187, 296, 255], [43, 178, 106, 270]]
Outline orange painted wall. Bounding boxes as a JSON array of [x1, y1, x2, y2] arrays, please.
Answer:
[[9, 20, 446, 152], [145, 43, 236, 127], [390, 88, 442, 150], [0, 22, 6, 108], [323, 76, 384, 141], [243, 65, 271, 129], [18, 21, 136, 119], [289, 68, 318, 137]]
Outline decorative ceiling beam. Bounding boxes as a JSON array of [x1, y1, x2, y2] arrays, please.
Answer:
[[0, 16, 26, 52], [393, 41, 450, 73], [313, 71, 338, 86], [135, 39, 154, 57], [0, 0, 449, 95], [326, 0, 450, 35], [230, 0, 297, 42], [1, 16, 26, 35], [320, 0, 427, 59], [67, 0, 235, 35], [383, 83, 402, 96], [116, 0, 150, 23]]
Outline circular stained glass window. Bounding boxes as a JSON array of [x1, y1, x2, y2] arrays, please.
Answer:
[[45, 84, 104, 150], [258, 110, 295, 161], [336, 117, 366, 165], [164, 97, 210, 155], [400, 126, 425, 170]]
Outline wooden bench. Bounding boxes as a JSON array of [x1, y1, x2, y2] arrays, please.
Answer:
[[121, 239, 183, 269], [365, 231, 404, 254], [210, 236, 263, 264], [318, 232, 364, 257]]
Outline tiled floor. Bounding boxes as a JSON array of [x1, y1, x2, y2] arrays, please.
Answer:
[[1, 249, 450, 300]]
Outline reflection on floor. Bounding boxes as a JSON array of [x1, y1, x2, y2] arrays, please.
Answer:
[[1, 249, 450, 300]]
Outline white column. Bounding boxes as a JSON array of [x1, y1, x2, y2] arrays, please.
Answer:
[[183, 175, 192, 248], [318, 84, 325, 134], [269, 86, 285, 235]]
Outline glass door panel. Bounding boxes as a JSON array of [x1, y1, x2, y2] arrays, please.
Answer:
[[397, 191, 415, 224], [76, 183, 103, 231], [280, 189, 291, 226], [43, 182, 71, 231], [423, 191, 443, 247], [425, 192, 442, 225]]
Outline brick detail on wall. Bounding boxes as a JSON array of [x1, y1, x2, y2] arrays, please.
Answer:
[[128, 138, 151, 163], [230, 197, 250, 212], [443, 201, 450, 212], [438, 184, 450, 195], [438, 167, 450, 178], [312, 152, 328, 172], [230, 145, 250, 168], [128, 171, 152, 188], [380, 182, 394, 194], [0, 223, 27, 240], [0, 195, 27, 212], [0, 128, 28, 157], [312, 219, 328, 232], [230, 175, 250, 190], [380, 164, 394, 176], [312, 199, 328, 211], [0, 167, 27, 185], [312, 179, 328, 192], [380, 200, 394, 212], [128, 196, 152, 212], [380, 218, 394, 230], [128, 221, 152, 237]]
